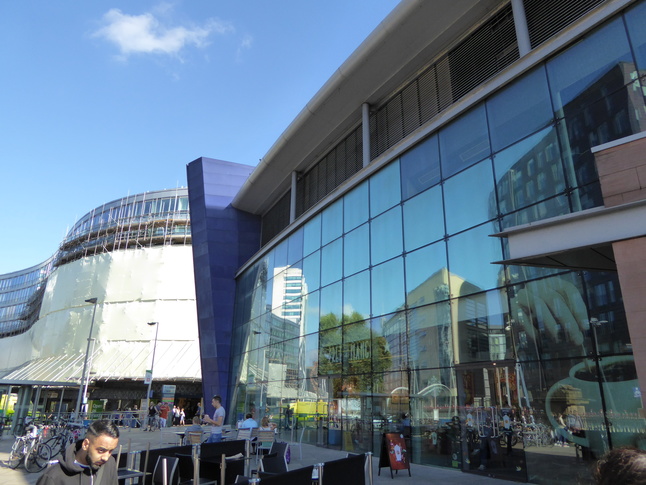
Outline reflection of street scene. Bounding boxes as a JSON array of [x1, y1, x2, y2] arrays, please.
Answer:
[[224, 13, 646, 485]]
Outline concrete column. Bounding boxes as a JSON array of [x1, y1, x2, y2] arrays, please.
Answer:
[[613, 237, 646, 403], [511, 0, 531, 57], [290, 171, 298, 223], [362, 103, 371, 168]]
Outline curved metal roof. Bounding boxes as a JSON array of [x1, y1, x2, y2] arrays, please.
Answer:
[[232, 0, 502, 214]]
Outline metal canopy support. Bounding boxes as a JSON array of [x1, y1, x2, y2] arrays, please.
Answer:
[[290, 171, 297, 223], [511, 0, 531, 56], [362, 103, 371, 168]]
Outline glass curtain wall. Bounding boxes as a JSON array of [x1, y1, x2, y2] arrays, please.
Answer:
[[230, 5, 646, 484]]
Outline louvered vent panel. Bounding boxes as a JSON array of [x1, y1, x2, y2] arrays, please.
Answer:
[[294, 126, 363, 219], [324, 151, 337, 194], [345, 129, 362, 178], [334, 142, 346, 187], [435, 56, 454, 112], [387, 94, 405, 149], [418, 65, 440, 125], [261, 190, 291, 246], [372, 107, 390, 159], [524, 0, 606, 49], [402, 82, 421, 137], [316, 158, 329, 204], [447, 5, 519, 103]]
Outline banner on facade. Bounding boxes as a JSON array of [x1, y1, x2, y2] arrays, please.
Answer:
[[162, 385, 176, 405]]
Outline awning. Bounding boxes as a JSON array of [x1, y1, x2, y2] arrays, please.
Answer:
[[0, 338, 201, 387], [0, 353, 86, 387], [491, 199, 646, 271]]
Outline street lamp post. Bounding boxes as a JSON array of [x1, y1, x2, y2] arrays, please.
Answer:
[[590, 317, 613, 450], [75, 298, 98, 419], [145, 322, 160, 405]]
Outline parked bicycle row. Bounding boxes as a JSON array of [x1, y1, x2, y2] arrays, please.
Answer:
[[7, 418, 88, 473]]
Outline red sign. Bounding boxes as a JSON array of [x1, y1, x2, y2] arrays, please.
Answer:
[[385, 433, 409, 470]]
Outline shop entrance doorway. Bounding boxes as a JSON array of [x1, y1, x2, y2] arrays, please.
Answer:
[[456, 362, 528, 482]]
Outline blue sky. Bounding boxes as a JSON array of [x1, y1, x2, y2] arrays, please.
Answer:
[[0, 1, 399, 274]]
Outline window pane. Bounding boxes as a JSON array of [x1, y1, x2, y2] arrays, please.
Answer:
[[409, 367, 456, 447], [547, 18, 634, 118], [509, 272, 590, 361], [454, 289, 509, 363], [400, 134, 440, 200], [343, 320, 373, 376], [527, 357, 608, 467], [408, 302, 453, 369], [372, 313, 408, 374], [344, 223, 370, 277], [584, 271, 631, 356], [487, 66, 553, 152], [320, 238, 342, 287], [302, 250, 321, 293], [405, 241, 448, 308], [321, 199, 343, 246], [303, 290, 320, 335], [440, 104, 490, 178], [344, 181, 369, 233], [444, 159, 496, 235], [344, 270, 371, 323], [320, 280, 343, 327], [447, 223, 502, 296], [303, 333, 319, 369], [558, 82, 646, 192], [403, 186, 444, 252], [626, 2, 646, 74], [500, 195, 570, 229], [287, 227, 304, 266], [319, 325, 342, 375], [494, 127, 565, 215], [371, 257, 405, 317], [273, 240, 288, 272], [370, 206, 403, 265], [303, 214, 321, 257], [370, 160, 401, 217]]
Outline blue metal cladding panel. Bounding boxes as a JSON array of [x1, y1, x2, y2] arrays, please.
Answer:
[[187, 157, 260, 417]]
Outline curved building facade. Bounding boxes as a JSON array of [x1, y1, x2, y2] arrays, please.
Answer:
[[0, 188, 203, 424], [189, 1, 646, 483]]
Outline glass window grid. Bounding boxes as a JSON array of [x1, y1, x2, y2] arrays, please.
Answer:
[[230, 10, 645, 464], [239, 18, 646, 324]]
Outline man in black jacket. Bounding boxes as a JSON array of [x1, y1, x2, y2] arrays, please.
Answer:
[[36, 419, 120, 485]]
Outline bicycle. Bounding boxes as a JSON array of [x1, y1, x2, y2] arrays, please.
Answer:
[[8, 425, 51, 472], [24, 437, 52, 473], [42, 425, 76, 458], [8, 434, 29, 469], [145, 415, 160, 432]]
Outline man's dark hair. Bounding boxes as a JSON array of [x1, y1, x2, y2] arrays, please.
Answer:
[[212, 395, 221, 403], [246, 413, 252, 419], [595, 447, 646, 485], [86, 419, 120, 440]]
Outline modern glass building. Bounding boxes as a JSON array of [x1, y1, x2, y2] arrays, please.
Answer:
[[188, 1, 646, 483], [0, 188, 207, 426]]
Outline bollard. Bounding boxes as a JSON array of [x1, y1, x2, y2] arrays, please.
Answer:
[[313, 462, 325, 484]]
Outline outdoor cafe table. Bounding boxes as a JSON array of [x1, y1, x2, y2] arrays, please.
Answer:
[[200, 453, 253, 483]]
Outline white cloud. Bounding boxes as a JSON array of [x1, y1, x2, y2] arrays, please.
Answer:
[[94, 8, 234, 57], [236, 34, 253, 61]]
